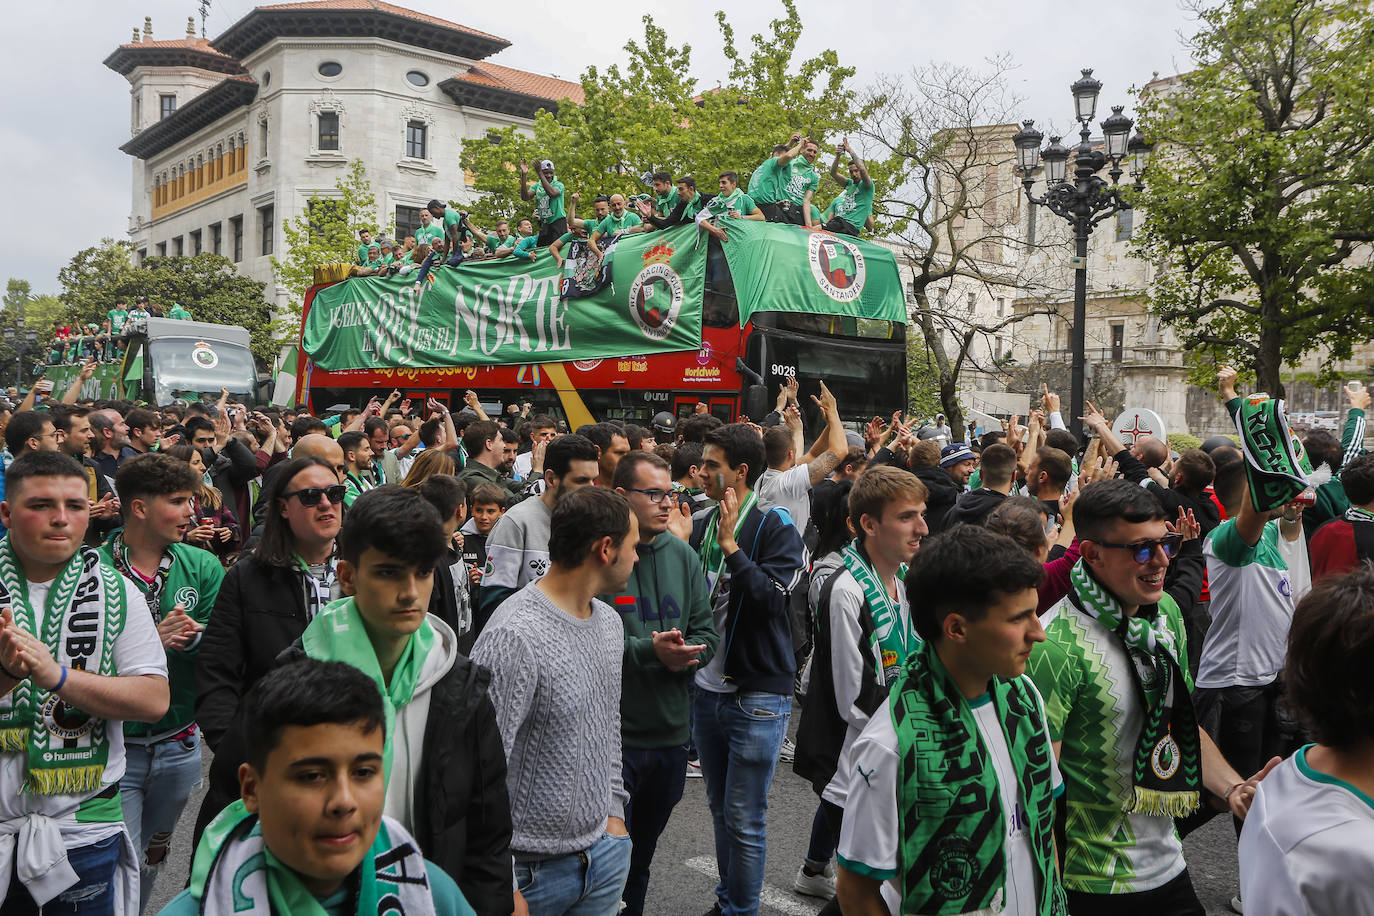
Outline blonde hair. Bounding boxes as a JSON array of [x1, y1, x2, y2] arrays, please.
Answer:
[[401, 448, 456, 488], [849, 465, 928, 538]]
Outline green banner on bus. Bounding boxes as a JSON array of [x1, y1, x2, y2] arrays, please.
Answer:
[[302, 224, 707, 371], [718, 220, 907, 326]]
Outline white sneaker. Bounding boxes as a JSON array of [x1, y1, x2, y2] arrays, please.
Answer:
[[686, 758, 703, 778], [779, 737, 796, 762], [1230, 895, 1244, 914], [793, 862, 835, 899]]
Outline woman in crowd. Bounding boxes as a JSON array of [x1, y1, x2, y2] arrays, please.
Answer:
[[402, 447, 457, 488], [165, 442, 240, 560]]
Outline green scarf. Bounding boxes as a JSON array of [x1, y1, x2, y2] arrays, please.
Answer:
[[697, 490, 758, 599], [1067, 561, 1201, 816], [1347, 505, 1374, 523], [840, 540, 913, 681], [190, 800, 438, 916], [0, 540, 126, 794], [301, 597, 434, 778], [892, 643, 1065, 916], [1229, 394, 1319, 512]]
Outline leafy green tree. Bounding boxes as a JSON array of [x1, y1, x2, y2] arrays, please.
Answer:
[[460, 1, 874, 230], [56, 240, 274, 364], [272, 158, 384, 317], [0, 280, 67, 386], [1134, 0, 1374, 395]]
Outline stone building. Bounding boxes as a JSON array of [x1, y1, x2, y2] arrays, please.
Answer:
[[106, 1, 582, 312]]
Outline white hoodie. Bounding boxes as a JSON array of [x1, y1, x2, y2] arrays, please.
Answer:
[[384, 615, 459, 829]]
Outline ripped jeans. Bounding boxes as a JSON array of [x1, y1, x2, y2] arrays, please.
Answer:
[[120, 731, 203, 910], [1, 832, 121, 915]]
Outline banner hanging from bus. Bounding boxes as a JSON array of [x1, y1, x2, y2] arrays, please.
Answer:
[[719, 221, 907, 326], [301, 224, 706, 371]]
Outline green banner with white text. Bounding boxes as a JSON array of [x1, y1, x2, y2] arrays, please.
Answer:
[[716, 219, 907, 325], [302, 224, 706, 371]]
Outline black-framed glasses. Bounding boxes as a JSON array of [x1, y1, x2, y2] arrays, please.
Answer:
[[282, 484, 347, 507], [626, 487, 675, 504], [1094, 534, 1183, 565]]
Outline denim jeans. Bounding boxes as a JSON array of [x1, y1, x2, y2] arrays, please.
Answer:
[[803, 799, 843, 868], [120, 731, 203, 909], [515, 830, 632, 916], [0, 832, 122, 916], [620, 745, 688, 916], [692, 689, 792, 916]]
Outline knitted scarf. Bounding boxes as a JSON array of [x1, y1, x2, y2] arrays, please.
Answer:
[[840, 540, 913, 681], [106, 532, 172, 626], [1347, 505, 1374, 523], [0, 541, 126, 794], [697, 490, 757, 599], [1066, 561, 1200, 816], [892, 643, 1065, 916], [1229, 395, 1324, 512], [301, 597, 434, 778], [190, 800, 437, 916], [294, 554, 338, 622]]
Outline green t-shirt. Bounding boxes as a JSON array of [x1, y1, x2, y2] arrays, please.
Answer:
[[415, 223, 444, 245], [486, 233, 514, 254], [706, 188, 756, 218], [595, 211, 642, 238], [780, 160, 820, 206], [534, 178, 567, 223], [101, 541, 224, 740], [1026, 594, 1193, 894], [824, 177, 875, 229], [168, 304, 192, 320], [509, 235, 540, 260], [157, 859, 474, 916], [747, 156, 787, 204], [441, 208, 463, 239], [107, 308, 129, 332]]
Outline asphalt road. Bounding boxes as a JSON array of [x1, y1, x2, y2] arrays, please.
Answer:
[[147, 710, 1243, 915]]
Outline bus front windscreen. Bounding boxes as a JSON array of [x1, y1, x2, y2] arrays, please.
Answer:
[[756, 329, 906, 429], [150, 338, 258, 404]]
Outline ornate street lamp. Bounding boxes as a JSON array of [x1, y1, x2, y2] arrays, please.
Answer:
[[1012, 69, 1151, 441]]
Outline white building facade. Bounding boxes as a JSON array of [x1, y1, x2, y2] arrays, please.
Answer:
[[107, 1, 582, 312]]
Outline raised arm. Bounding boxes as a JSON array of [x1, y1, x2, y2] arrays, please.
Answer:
[[804, 381, 848, 485], [777, 133, 805, 169], [62, 358, 97, 404], [518, 157, 534, 201], [844, 138, 871, 186]]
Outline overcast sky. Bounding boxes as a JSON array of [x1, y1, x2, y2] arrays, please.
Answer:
[[0, 0, 1203, 297]]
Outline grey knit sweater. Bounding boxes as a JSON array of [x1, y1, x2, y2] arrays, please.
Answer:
[[471, 581, 628, 857]]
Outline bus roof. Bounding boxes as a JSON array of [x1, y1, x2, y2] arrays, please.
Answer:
[[141, 317, 252, 348]]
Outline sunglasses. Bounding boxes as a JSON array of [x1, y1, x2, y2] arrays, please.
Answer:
[[282, 484, 347, 507], [1094, 534, 1183, 565]]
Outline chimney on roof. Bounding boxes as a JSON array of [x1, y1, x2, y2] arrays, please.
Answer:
[[143, 17, 152, 41], [132, 27, 140, 42], [187, 17, 195, 38]]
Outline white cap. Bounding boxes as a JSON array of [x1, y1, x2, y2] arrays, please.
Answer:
[[540, 159, 554, 171]]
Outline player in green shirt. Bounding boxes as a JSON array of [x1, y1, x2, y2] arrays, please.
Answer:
[[168, 303, 192, 320], [822, 138, 876, 237], [588, 195, 643, 256], [518, 157, 567, 245], [508, 235, 540, 262], [415, 209, 445, 246], [356, 228, 374, 265], [699, 171, 765, 244], [108, 300, 130, 335], [780, 141, 823, 229], [747, 142, 791, 219], [570, 193, 608, 234]]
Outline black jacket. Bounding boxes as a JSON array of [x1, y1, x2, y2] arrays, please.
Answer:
[[689, 502, 806, 695], [277, 643, 514, 916], [914, 466, 964, 536], [207, 437, 260, 527], [646, 192, 717, 230], [193, 552, 312, 846], [943, 487, 1008, 529]]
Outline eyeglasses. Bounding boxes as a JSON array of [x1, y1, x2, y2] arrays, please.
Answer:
[[282, 484, 347, 507], [1094, 534, 1183, 565], [626, 487, 675, 504]]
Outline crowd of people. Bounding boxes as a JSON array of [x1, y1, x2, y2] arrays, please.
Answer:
[[45, 296, 195, 367], [0, 361, 1369, 916], [349, 134, 877, 283]]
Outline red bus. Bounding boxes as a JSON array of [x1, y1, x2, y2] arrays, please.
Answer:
[[292, 236, 907, 430]]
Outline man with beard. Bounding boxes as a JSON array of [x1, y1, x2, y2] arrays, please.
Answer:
[[478, 434, 600, 616], [915, 442, 976, 537], [337, 431, 375, 508], [457, 421, 524, 505]]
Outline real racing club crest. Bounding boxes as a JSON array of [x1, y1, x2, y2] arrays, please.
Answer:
[[808, 232, 867, 303], [628, 244, 685, 341]]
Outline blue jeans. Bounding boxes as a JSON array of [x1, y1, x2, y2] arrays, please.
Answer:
[[0, 833, 122, 916], [120, 731, 202, 910], [515, 831, 632, 916], [692, 689, 791, 916], [620, 745, 688, 916]]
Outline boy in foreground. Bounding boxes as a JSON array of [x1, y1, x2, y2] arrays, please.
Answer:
[[159, 659, 475, 915], [836, 525, 1066, 916]]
